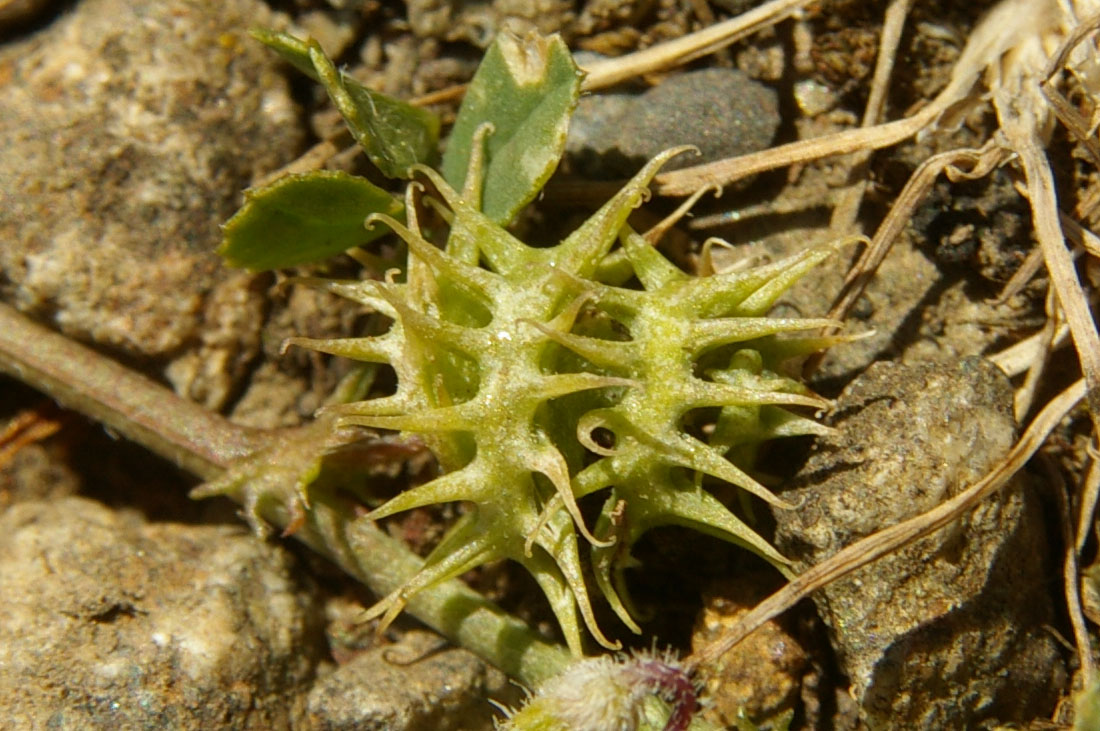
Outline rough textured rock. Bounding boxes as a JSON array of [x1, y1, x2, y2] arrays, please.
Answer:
[[0, 0, 303, 409], [304, 629, 510, 731], [563, 90, 635, 177], [773, 358, 1064, 728], [0, 497, 325, 729], [566, 67, 779, 177]]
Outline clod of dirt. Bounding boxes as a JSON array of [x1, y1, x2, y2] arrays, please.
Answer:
[[0, 436, 80, 509], [305, 629, 512, 731], [692, 575, 811, 726], [565, 67, 779, 178], [0, 0, 304, 409], [773, 358, 1064, 728], [0, 407, 81, 511], [405, 0, 575, 46], [0, 497, 325, 728]]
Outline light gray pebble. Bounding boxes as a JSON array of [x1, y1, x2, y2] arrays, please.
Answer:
[[0, 0, 304, 409], [0, 497, 326, 729], [305, 629, 513, 731]]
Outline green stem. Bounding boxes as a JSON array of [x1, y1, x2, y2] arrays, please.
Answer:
[[0, 301, 570, 686]]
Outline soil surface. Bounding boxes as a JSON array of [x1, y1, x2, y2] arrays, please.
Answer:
[[1, 1, 1095, 729]]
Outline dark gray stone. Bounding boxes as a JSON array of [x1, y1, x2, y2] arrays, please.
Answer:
[[773, 358, 1064, 729], [566, 67, 779, 178]]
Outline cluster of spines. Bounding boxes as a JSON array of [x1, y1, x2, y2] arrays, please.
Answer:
[[282, 147, 840, 652]]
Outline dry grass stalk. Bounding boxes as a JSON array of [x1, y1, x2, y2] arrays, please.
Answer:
[[1013, 287, 1063, 421], [990, 321, 1072, 377], [999, 106, 1100, 433], [1077, 453, 1100, 553], [579, 0, 813, 90], [0, 405, 65, 472], [828, 144, 1004, 321], [1051, 454, 1098, 688]]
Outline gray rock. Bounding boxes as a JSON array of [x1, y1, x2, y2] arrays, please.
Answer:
[[564, 92, 636, 178], [773, 358, 1064, 728], [566, 68, 779, 177], [0, 0, 303, 409], [305, 629, 511, 731], [0, 497, 325, 729]]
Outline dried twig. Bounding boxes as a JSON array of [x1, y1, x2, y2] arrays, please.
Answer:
[[1078, 451, 1100, 553], [655, 105, 944, 197], [580, 0, 814, 90], [801, 143, 1005, 376], [997, 246, 1048, 304], [830, 143, 1005, 323], [1014, 287, 1062, 421], [990, 321, 1072, 378], [998, 99, 1100, 435]]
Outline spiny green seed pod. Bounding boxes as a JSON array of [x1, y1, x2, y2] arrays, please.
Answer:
[[200, 139, 842, 653], [278, 146, 840, 652], [554, 225, 841, 632]]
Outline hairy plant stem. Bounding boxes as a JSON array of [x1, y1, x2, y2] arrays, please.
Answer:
[[0, 301, 571, 687]]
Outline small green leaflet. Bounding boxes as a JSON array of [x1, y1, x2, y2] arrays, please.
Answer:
[[249, 28, 320, 81], [441, 33, 583, 225], [219, 171, 403, 270], [251, 29, 440, 179]]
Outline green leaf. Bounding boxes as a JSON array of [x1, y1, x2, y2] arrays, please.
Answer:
[[249, 28, 319, 81], [219, 171, 404, 270], [251, 28, 440, 179], [441, 32, 582, 225]]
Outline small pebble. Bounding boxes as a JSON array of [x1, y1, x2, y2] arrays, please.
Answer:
[[305, 629, 512, 731], [691, 575, 810, 726]]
